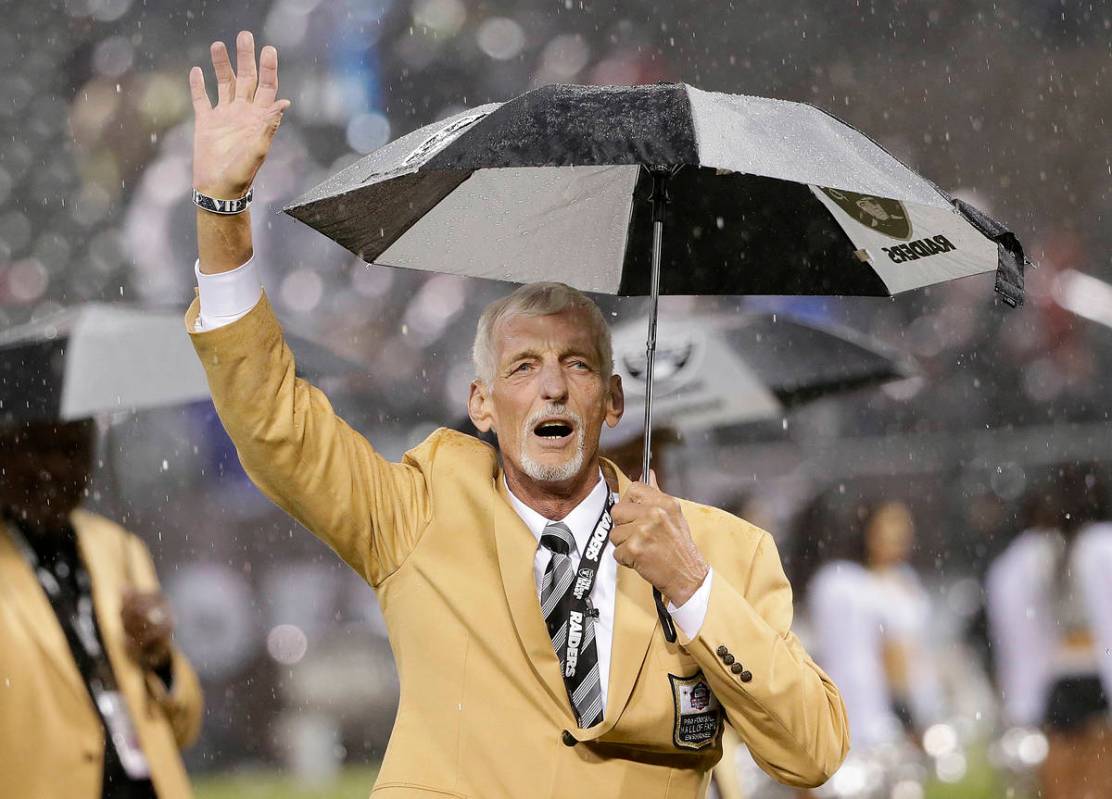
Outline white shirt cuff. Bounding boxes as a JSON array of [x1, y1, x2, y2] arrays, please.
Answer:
[[194, 257, 262, 332], [667, 568, 713, 640]]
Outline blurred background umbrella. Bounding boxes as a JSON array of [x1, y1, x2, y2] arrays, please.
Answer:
[[610, 312, 914, 435], [0, 302, 358, 424]]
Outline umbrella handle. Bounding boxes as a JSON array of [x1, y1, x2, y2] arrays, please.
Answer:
[[642, 168, 678, 644]]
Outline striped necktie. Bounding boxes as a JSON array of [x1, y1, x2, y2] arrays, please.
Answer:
[[539, 521, 604, 728]]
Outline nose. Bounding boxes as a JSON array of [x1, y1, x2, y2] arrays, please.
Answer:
[[538, 360, 569, 403]]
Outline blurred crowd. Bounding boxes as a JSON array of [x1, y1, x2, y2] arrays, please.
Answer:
[[2, 0, 1111, 795]]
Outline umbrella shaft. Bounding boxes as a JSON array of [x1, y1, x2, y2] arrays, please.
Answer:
[[641, 216, 663, 482], [642, 169, 677, 645]]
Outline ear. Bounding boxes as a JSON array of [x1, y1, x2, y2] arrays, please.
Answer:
[[605, 374, 624, 428], [468, 380, 495, 434]]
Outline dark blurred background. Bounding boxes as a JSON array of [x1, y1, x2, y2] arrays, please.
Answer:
[[1, 0, 1109, 794]]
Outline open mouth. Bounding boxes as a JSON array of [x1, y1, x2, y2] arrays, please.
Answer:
[[533, 420, 574, 440]]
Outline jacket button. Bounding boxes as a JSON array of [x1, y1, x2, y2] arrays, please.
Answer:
[[716, 645, 728, 657], [730, 663, 744, 675], [722, 653, 735, 665], [740, 670, 753, 683], [561, 730, 577, 747]]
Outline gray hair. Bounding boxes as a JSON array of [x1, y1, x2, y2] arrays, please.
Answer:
[[472, 282, 613, 385]]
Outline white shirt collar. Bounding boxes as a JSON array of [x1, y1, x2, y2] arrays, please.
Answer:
[[504, 470, 609, 554]]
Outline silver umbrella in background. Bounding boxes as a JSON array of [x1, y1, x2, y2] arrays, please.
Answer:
[[285, 82, 1029, 640], [0, 303, 356, 423], [610, 313, 913, 435]]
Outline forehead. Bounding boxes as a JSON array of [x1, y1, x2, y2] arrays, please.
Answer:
[[492, 308, 600, 362]]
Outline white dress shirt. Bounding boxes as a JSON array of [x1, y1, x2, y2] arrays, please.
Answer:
[[504, 473, 712, 710], [193, 257, 263, 331], [195, 261, 714, 709]]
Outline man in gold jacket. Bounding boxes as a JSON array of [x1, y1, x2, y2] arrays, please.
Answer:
[[0, 421, 203, 799], [184, 30, 849, 798]]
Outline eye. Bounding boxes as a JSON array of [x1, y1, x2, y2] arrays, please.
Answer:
[[511, 362, 533, 374], [570, 360, 591, 371]]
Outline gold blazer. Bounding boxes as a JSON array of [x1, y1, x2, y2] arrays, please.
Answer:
[[187, 294, 848, 798]]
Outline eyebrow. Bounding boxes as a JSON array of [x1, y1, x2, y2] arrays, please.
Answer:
[[501, 347, 598, 366]]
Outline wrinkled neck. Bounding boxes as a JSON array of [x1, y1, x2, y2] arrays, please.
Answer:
[[503, 457, 602, 521]]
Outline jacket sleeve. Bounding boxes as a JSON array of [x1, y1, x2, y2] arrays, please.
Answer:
[[681, 531, 850, 788], [144, 649, 204, 748], [186, 292, 433, 586]]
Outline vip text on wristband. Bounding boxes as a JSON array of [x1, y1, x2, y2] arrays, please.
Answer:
[[192, 187, 253, 215]]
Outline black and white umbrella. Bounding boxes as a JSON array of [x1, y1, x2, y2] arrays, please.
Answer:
[[0, 303, 356, 424], [610, 312, 912, 434], [286, 83, 1025, 468], [286, 83, 1024, 301], [286, 83, 1029, 640]]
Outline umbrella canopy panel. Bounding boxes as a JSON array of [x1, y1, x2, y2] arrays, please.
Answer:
[[0, 339, 67, 422], [287, 83, 1024, 305]]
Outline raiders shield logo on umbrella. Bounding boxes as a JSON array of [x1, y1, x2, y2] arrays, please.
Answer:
[[819, 187, 912, 240]]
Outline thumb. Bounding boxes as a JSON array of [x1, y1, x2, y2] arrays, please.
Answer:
[[257, 100, 290, 150], [648, 469, 659, 489], [267, 99, 291, 131]]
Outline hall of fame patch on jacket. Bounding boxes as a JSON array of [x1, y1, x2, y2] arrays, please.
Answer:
[[668, 672, 722, 750]]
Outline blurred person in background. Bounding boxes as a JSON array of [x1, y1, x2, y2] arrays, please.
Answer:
[[181, 31, 848, 797], [987, 468, 1112, 799], [802, 496, 939, 748], [861, 501, 944, 734], [800, 495, 946, 794], [0, 420, 203, 799]]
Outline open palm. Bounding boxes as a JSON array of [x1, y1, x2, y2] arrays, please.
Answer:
[[189, 31, 290, 199]]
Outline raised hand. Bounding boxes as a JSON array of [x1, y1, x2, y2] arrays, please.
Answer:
[[189, 30, 290, 199]]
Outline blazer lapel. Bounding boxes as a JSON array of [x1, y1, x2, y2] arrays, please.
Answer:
[[0, 522, 89, 705], [492, 475, 576, 724], [577, 460, 659, 741], [75, 512, 130, 680]]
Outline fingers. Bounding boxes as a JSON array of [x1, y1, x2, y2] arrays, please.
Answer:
[[623, 481, 670, 511], [121, 592, 171, 632], [613, 540, 638, 569], [647, 469, 659, 489], [234, 30, 258, 102], [255, 99, 291, 157], [211, 41, 234, 105], [611, 498, 642, 526], [188, 67, 211, 115], [610, 519, 633, 546], [254, 45, 279, 106]]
